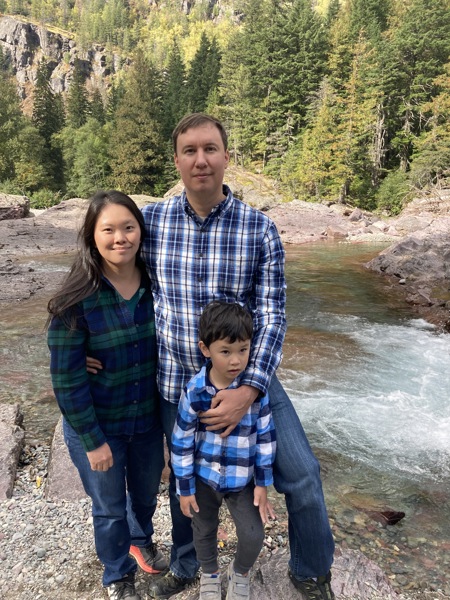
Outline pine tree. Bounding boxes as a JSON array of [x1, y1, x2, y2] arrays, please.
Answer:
[[186, 32, 221, 113], [382, 0, 450, 171], [109, 54, 167, 194], [161, 42, 187, 139], [90, 88, 106, 125], [66, 58, 90, 129]]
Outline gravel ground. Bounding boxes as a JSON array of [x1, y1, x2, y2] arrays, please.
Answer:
[[1, 444, 449, 600]]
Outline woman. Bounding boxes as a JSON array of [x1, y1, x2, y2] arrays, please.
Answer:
[[47, 191, 166, 600]]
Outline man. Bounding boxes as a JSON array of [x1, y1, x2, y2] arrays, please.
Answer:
[[141, 113, 335, 600]]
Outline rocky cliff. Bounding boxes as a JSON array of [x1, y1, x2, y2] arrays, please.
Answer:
[[0, 14, 122, 112]]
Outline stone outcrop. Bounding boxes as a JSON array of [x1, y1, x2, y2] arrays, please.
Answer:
[[0, 15, 123, 108], [0, 403, 25, 499], [0, 192, 30, 220]]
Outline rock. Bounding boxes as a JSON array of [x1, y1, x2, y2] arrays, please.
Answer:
[[326, 224, 348, 239], [174, 548, 398, 599], [0, 193, 30, 220], [45, 417, 86, 502], [0, 15, 123, 109], [0, 403, 25, 499]]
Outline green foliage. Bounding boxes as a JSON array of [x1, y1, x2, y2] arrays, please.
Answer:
[[29, 188, 63, 209], [3, 0, 450, 211], [65, 58, 90, 128], [375, 170, 410, 215]]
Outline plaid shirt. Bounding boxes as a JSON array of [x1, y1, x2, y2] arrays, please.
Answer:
[[141, 185, 287, 404], [172, 365, 276, 495], [47, 274, 158, 452]]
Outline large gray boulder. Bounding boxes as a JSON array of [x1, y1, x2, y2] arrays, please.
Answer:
[[0, 193, 30, 220], [0, 403, 25, 499]]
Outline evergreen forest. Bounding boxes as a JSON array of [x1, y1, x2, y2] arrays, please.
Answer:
[[1, 0, 450, 213]]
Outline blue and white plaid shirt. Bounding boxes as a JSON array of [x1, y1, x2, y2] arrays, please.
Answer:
[[172, 364, 276, 495], [141, 185, 287, 404]]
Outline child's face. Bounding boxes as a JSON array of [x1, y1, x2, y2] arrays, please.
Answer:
[[199, 337, 251, 388]]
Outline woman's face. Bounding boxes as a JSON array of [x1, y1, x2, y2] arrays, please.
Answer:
[[93, 203, 141, 271]]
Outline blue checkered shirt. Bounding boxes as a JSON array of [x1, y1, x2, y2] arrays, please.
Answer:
[[141, 185, 287, 404], [172, 365, 276, 495]]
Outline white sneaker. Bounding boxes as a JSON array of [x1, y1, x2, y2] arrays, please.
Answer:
[[200, 572, 222, 599], [226, 560, 250, 600]]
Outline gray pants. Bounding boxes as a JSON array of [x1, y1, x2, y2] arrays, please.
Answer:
[[191, 478, 265, 574]]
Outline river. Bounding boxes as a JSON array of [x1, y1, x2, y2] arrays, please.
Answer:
[[1, 243, 449, 593]]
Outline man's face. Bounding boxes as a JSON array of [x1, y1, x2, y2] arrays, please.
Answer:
[[174, 123, 229, 205]]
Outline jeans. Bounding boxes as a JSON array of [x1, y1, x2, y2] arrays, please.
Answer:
[[269, 374, 335, 579], [159, 397, 200, 579], [63, 417, 164, 586]]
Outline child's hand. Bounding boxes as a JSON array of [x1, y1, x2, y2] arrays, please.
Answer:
[[254, 485, 276, 524], [180, 494, 199, 518]]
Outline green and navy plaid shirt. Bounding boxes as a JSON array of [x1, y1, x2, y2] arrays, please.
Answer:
[[48, 273, 158, 452]]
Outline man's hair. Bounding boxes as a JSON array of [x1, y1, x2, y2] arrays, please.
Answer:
[[172, 113, 228, 153], [199, 301, 253, 348]]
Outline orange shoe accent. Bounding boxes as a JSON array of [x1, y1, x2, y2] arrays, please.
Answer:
[[129, 545, 165, 574]]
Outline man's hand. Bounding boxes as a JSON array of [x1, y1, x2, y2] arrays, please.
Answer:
[[254, 485, 276, 524], [199, 385, 259, 437], [180, 495, 199, 518], [86, 356, 103, 374], [87, 442, 113, 471]]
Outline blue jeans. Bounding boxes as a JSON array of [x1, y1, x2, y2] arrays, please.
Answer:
[[63, 418, 164, 586], [270, 375, 335, 579], [159, 375, 334, 580]]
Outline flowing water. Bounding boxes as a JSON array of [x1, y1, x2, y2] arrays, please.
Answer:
[[1, 244, 449, 590]]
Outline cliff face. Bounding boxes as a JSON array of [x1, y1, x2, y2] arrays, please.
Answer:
[[0, 15, 121, 112]]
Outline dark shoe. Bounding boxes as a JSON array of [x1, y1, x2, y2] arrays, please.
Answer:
[[129, 542, 168, 574], [148, 570, 197, 599], [106, 572, 141, 600], [288, 569, 335, 600]]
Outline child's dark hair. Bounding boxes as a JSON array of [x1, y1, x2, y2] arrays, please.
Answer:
[[199, 301, 253, 348]]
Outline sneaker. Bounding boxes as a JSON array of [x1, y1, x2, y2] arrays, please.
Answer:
[[148, 570, 197, 599], [106, 572, 141, 600], [199, 572, 222, 599], [288, 568, 335, 600], [226, 560, 249, 600], [129, 543, 168, 574]]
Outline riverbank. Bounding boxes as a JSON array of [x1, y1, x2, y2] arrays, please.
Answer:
[[1, 189, 449, 330], [1, 442, 449, 600]]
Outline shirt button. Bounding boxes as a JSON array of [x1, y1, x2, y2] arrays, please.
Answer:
[[135, 362, 139, 367], [134, 344, 138, 348], [134, 382, 139, 386]]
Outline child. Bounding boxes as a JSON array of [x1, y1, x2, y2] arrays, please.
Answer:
[[47, 191, 167, 600], [171, 301, 276, 600]]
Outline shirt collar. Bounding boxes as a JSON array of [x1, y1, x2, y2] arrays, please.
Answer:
[[180, 185, 234, 221]]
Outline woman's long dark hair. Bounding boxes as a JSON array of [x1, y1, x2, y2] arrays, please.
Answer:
[[47, 190, 146, 329]]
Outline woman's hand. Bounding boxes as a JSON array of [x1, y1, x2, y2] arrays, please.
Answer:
[[87, 442, 113, 471]]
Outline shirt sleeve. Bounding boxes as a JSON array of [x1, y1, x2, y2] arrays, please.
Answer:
[[254, 393, 276, 487], [241, 219, 287, 394], [171, 389, 198, 496], [47, 311, 106, 452]]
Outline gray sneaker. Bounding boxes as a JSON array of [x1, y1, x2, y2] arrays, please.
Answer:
[[226, 560, 249, 600], [107, 573, 141, 600], [200, 572, 222, 599]]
